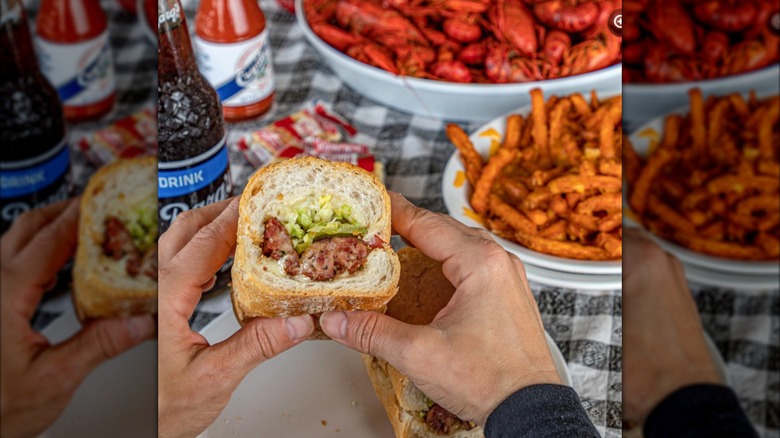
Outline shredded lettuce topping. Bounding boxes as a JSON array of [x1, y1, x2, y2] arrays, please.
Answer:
[[126, 206, 157, 252], [281, 195, 366, 254]]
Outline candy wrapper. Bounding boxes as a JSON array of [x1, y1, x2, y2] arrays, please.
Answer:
[[235, 102, 385, 183], [76, 107, 157, 167]]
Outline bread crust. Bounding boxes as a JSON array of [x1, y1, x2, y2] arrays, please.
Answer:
[[231, 157, 400, 329], [363, 355, 484, 438], [72, 157, 157, 321]]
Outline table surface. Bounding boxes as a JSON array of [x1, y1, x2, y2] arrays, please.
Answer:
[[29, 0, 778, 437]]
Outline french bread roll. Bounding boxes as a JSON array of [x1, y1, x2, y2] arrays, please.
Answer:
[[363, 248, 484, 437], [231, 157, 401, 332], [73, 156, 158, 320]]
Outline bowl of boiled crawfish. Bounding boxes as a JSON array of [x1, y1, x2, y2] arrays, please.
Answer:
[[622, 0, 780, 127], [296, 0, 622, 121]]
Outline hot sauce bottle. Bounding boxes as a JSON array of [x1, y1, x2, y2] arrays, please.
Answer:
[[194, 0, 275, 122], [35, 0, 117, 122]]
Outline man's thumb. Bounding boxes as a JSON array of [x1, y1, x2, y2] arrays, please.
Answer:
[[320, 311, 424, 364], [212, 315, 314, 380], [49, 315, 156, 382]]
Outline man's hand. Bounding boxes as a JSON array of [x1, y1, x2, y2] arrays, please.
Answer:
[[157, 198, 314, 438], [0, 199, 156, 438], [622, 228, 722, 429], [319, 193, 561, 426]]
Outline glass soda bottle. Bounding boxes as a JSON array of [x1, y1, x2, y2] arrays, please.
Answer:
[[1, 0, 71, 233], [35, 0, 116, 122], [194, 0, 275, 122], [158, 0, 232, 234]]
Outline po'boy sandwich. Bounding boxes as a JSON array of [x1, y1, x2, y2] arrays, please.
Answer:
[[364, 247, 482, 438], [231, 156, 401, 336], [73, 156, 158, 320]]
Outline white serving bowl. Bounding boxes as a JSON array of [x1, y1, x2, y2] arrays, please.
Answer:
[[623, 64, 780, 131], [295, 0, 621, 123]]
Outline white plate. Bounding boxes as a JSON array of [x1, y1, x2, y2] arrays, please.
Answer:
[[198, 310, 572, 437], [623, 65, 780, 130], [295, 0, 621, 123], [524, 263, 621, 291], [39, 304, 157, 438], [626, 105, 780, 276], [684, 264, 780, 290], [442, 96, 622, 275]]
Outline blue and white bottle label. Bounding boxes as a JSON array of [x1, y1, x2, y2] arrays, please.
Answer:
[[0, 140, 72, 231], [194, 29, 275, 107], [35, 30, 116, 106], [157, 136, 233, 231]]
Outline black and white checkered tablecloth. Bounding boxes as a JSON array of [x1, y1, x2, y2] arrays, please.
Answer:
[[182, 1, 622, 436]]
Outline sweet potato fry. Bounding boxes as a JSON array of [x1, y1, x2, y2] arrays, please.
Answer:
[[758, 98, 779, 160], [757, 233, 780, 258], [548, 99, 571, 164], [447, 123, 483, 186], [530, 88, 549, 165], [598, 213, 622, 232], [503, 114, 523, 149], [647, 195, 696, 234], [576, 193, 621, 215], [548, 175, 621, 194], [689, 88, 706, 156], [530, 168, 565, 187], [489, 194, 537, 235], [596, 232, 622, 257], [629, 148, 675, 214], [699, 221, 725, 239], [599, 104, 621, 159], [660, 115, 683, 149], [568, 212, 600, 231], [757, 160, 780, 177], [673, 232, 767, 259], [523, 188, 553, 210], [538, 220, 567, 241], [570, 93, 591, 116], [598, 158, 621, 178], [514, 231, 614, 260], [523, 208, 551, 226], [706, 175, 779, 195], [471, 148, 517, 215], [498, 175, 529, 205]]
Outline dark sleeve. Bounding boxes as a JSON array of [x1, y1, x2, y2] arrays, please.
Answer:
[[644, 384, 758, 438], [484, 384, 600, 438]]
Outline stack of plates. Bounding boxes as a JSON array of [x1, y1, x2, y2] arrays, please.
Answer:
[[442, 102, 622, 291], [626, 109, 779, 290]]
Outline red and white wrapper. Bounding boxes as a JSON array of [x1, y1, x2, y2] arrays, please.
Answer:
[[235, 102, 384, 182], [76, 107, 157, 166]]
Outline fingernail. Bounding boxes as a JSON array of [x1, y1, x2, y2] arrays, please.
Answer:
[[126, 315, 155, 342], [285, 315, 314, 341], [320, 311, 347, 340]]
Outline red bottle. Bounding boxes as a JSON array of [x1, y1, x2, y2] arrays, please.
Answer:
[[194, 0, 275, 122], [35, 0, 117, 122]]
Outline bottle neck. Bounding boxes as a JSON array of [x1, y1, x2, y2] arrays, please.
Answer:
[[36, 0, 108, 42], [158, 0, 200, 81], [196, 0, 266, 42], [0, 0, 42, 80]]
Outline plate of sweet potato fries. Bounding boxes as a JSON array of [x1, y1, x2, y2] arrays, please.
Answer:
[[443, 88, 622, 277], [625, 89, 779, 275]]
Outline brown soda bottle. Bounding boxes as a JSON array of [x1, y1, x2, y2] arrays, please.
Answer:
[[1, 0, 72, 233], [157, 0, 233, 234]]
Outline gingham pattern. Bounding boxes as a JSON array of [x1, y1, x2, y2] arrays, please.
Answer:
[[184, 1, 622, 436], [690, 286, 779, 438], [30, 0, 156, 324]]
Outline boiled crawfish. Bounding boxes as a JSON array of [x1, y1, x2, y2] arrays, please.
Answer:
[[531, 0, 600, 33]]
